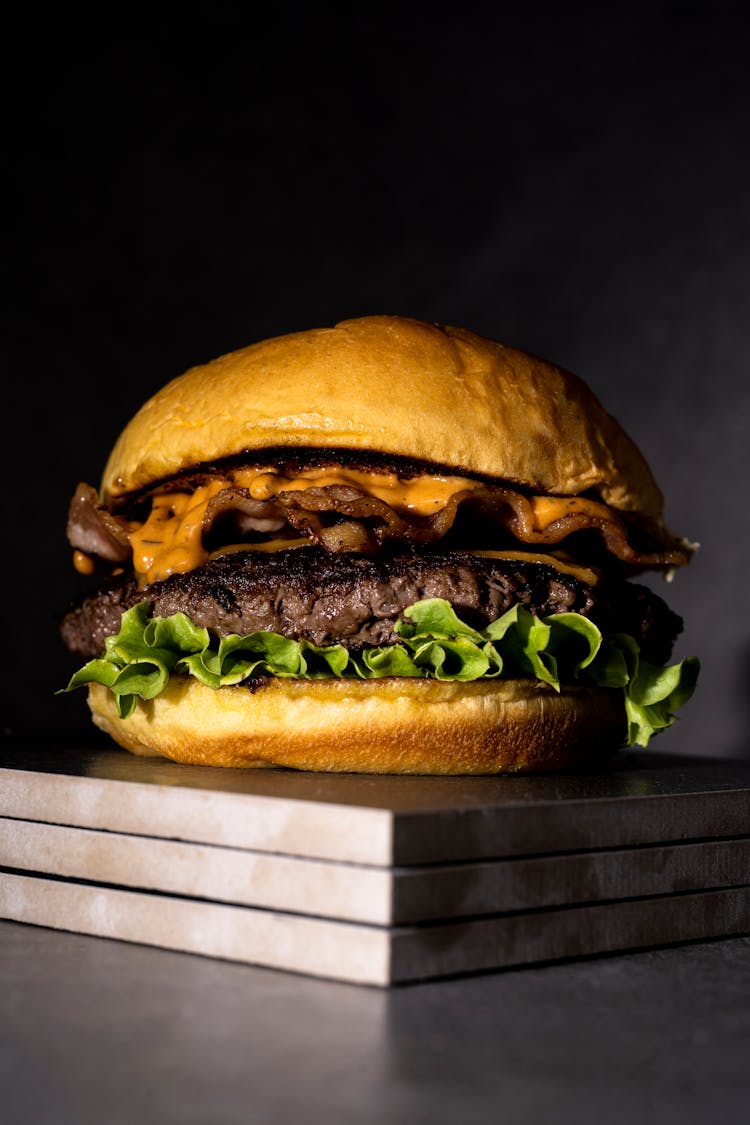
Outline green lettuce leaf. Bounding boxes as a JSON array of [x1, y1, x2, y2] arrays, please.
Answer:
[[61, 598, 699, 744]]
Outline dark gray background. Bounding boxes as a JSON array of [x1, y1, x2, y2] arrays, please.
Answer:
[[5, 4, 749, 758]]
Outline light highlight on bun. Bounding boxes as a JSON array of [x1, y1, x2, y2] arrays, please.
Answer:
[[101, 316, 665, 527]]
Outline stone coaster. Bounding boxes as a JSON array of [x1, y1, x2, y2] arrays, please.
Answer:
[[1, 743, 748, 984], [1, 744, 749, 864], [1, 817, 748, 925], [1, 872, 747, 986]]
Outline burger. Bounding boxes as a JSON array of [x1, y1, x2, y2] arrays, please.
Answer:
[[60, 315, 698, 773]]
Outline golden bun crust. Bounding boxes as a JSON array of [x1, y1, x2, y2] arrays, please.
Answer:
[[102, 315, 665, 525], [87, 677, 625, 775]]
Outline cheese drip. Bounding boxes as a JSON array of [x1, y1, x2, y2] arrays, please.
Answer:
[[466, 550, 598, 586], [127, 466, 613, 585], [130, 481, 227, 583], [129, 467, 481, 583], [245, 466, 478, 513], [529, 494, 613, 528]]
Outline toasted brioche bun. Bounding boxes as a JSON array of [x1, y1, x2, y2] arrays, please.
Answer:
[[87, 677, 625, 775], [101, 315, 664, 527]]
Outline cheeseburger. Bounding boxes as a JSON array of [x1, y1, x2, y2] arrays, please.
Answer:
[[60, 315, 698, 773]]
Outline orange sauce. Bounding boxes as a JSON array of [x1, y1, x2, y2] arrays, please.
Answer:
[[124, 469, 609, 586], [529, 495, 610, 529], [127, 467, 482, 584], [73, 550, 96, 575], [244, 467, 479, 515], [129, 479, 226, 583]]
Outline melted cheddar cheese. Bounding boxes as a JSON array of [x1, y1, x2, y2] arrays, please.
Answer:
[[464, 550, 598, 586], [529, 494, 612, 528], [129, 480, 228, 584], [244, 466, 479, 513], [124, 467, 608, 586], [128, 467, 482, 584]]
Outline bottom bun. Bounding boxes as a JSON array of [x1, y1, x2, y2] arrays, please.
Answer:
[[87, 676, 626, 775]]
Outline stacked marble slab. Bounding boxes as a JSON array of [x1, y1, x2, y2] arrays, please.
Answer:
[[1, 744, 748, 986]]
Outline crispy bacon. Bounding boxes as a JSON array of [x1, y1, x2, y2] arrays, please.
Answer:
[[67, 477, 690, 572], [203, 488, 286, 535], [273, 485, 689, 569], [67, 483, 132, 563], [458, 488, 689, 569]]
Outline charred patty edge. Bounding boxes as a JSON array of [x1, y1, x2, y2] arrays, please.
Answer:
[[60, 547, 683, 669]]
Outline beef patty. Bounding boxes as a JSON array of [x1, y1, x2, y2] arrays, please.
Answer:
[[60, 546, 682, 666]]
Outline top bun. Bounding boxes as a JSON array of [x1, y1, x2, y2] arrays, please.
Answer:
[[102, 315, 664, 524]]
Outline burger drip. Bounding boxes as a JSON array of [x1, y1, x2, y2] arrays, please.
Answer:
[[67, 465, 692, 587], [244, 466, 475, 515], [58, 318, 699, 772], [129, 480, 227, 584]]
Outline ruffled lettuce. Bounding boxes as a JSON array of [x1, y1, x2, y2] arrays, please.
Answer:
[[62, 598, 699, 747]]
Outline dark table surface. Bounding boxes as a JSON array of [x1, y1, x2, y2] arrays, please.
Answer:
[[2, 921, 748, 1125]]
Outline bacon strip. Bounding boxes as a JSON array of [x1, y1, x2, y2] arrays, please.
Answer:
[[204, 488, 286, 535], [461, 489, 689, 569], [67, 483, 132, 562], [274, 485, 689, 568], [68, 479, 690, 572]]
